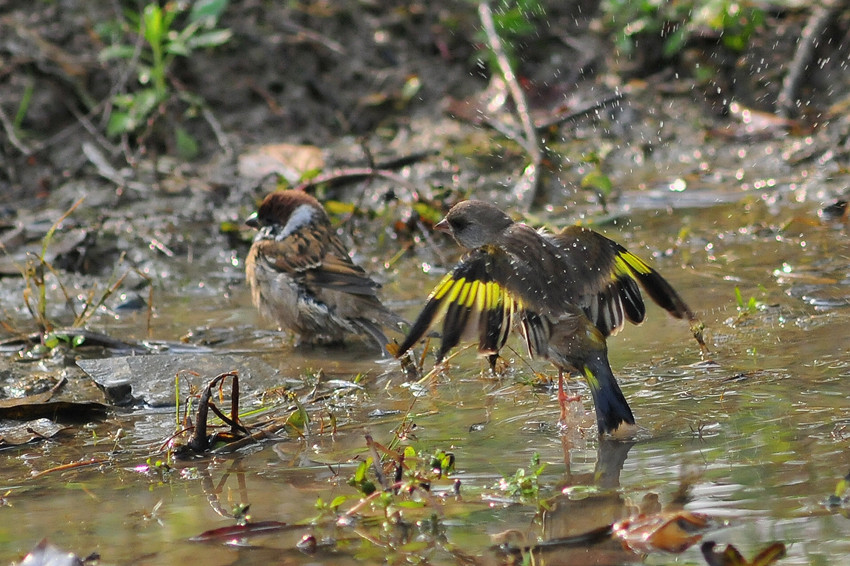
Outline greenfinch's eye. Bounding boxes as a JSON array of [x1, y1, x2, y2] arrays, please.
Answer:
[[450, 217, 469, 230]]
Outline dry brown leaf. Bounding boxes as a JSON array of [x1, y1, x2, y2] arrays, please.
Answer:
[[237, 143, 324, 184], [701, 541, 787, 566], [613, 510, 711, 553]]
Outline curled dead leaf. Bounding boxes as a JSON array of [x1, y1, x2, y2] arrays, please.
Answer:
[[613, 510, 711, 553], [701, 541, 786, 566]]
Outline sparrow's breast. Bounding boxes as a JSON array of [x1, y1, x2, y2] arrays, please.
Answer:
[[247, 253, 301, 325]]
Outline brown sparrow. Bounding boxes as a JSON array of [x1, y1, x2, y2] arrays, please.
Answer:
[[245, 190, 403, 351], [396, 200, 702, 434]]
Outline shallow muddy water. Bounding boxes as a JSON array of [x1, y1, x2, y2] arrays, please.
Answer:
[[1, 184, 849, 566], [4, 0, 850, 562]]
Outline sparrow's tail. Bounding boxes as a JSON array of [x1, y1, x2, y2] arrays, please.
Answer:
[[355, 302, 411, 356], [582, 351, 635, 434], [354, 318, 392, 356]]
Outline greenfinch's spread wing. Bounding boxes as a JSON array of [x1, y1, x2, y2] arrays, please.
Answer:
[[547, 225, 694, 336], [396, 247, 519, 361]]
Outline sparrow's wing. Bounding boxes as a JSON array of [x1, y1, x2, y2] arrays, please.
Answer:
[[305, 252, 382, 296], [256, 225, 381, 296], [396, 248, 518, 362]]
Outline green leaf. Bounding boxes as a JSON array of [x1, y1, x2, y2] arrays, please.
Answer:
[[285, 401, 309, 432], [835, 471, 850, 497], [164, 40, 190, 57], [190, 0, 229, 25], [43, 333, 60, 349], [398, 540, 430, 552], [142, 4, 165, 47], [413, 202, 443, 224], [353, 460, 369, 483], [396, 500, 426, 509], [15, 81, 34, 131], [299, 168, 322, 182], [219, 220, 238, 233], [99, 44, 138, 62], [138, 88, 163, 112], [580, 169, 613, 197], [26, 344, 49, 358], [186, 29, 233, 49], [107, 89, 161, 135], [662, 25, 688, 58], [722, 32, 747, 52], [437, 451, 455, 473], [747, 296, 757, 312], [162, 5, 179, 31], [107, 112, 132, 137], [329, 495, 348, 509], [400, 75, 422, 102], [71, 335, 86, 348], [324, 201, 356, 216], [175, 127, 199, 160]]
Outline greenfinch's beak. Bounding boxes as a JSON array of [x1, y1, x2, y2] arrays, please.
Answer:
[[245, 211, 260, 228], [434, 218, 450, 233]]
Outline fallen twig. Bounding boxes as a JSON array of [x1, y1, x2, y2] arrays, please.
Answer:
[[0, 104, 33, 156], [81, 142, 149, 193], [478, 3, 538, 160], [777, 1, 846, 118], [293, 166, 423, 194], [186, 371, 243, 452], [365, 433, 390, 490], [201, 105, 233, 159], [479, 2, 543, 209], [535, 92, 625, 130], [31, 457, 110, 479], [280, 19, 346, 55], [65, 99, 120, 157], [211, 414, 291, 454]]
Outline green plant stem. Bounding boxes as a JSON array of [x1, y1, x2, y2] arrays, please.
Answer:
[[14, 77, 34, 131]]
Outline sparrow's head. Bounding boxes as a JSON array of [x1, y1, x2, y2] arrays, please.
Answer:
[[245, 190, 327, 240], [435, 200, 514, 249]]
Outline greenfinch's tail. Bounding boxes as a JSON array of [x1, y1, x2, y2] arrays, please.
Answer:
[[582, 353, 635, 434]]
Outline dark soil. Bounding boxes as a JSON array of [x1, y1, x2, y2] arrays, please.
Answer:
[[3, 1, 849, 210]]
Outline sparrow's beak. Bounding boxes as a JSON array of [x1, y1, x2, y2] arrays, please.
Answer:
[[245, 211, 260, 228], [434, 218, 451, 233]]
